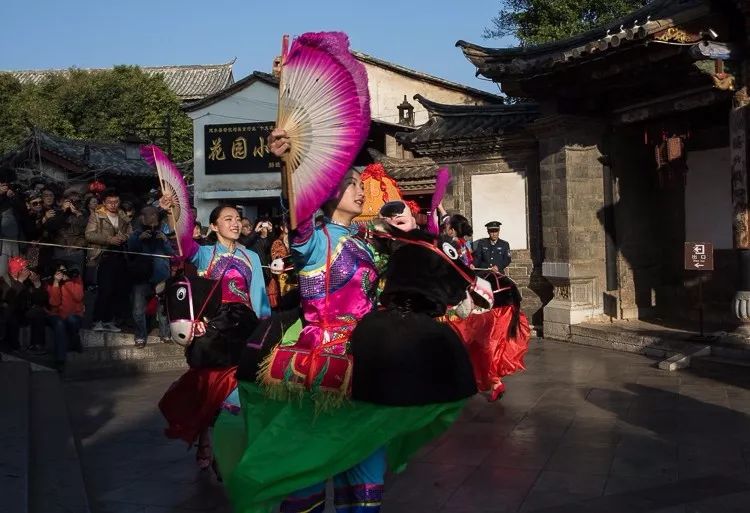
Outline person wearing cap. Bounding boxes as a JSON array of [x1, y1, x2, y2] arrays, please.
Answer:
[[473, 221, 511, 273]]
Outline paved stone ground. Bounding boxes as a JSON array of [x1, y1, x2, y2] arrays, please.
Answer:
[[64, 339, 750, 513]]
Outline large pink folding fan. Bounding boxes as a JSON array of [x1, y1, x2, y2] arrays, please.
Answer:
[[276, 31, 370, 229], [141, 145, 194, 257]]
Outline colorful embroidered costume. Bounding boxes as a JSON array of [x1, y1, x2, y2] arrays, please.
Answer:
[[260, 220, 380, 404], [159, 238, 270, 446], [216, 214, 387, 513], [449, 271, 531, 399], [215, 219, 478, 513], [187, 240, 270, 314]]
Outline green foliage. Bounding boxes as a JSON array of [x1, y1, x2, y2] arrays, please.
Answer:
[[0, 66, 192, 161], [484, 0, 652, 46], [0, 74, 28, 155]]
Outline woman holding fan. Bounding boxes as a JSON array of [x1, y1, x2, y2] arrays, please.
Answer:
[[221, 133, 388, 510], [219, 132, 479, 512], [214, 31, 477, 513], [147, 145, 270, 472]]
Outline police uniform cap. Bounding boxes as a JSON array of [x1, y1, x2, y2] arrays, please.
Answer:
[[485, 221, 502, 229]]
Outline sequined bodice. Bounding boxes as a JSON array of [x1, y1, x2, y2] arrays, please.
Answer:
[[299, 237, 377, 301], [201, 253, 253, 305], [293, 233, 378, 355]]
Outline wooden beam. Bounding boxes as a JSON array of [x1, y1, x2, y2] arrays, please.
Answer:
[[38, 149, 84, 173]]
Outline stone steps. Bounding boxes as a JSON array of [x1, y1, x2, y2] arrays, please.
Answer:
[[569, 323, 750, 373], [65, 356, 187, 380], [569, 324, 709, 359], [63, 330, 187, 380], [68, 340, 185, 363], [81, 330, 166, 348], [0, 358, 91, 513]]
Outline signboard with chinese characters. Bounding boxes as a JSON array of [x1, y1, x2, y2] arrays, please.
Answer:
[[204, 123, 281, 175], [684, 242, 714, 271]]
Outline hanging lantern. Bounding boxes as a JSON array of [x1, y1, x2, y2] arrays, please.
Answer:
[[89, 179, 106, 194]]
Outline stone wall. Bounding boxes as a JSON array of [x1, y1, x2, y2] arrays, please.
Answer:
[[436, 145, 551, 328], [531, 115, 608, 340]]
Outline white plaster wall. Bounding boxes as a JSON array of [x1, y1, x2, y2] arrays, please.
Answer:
[[470, 172, 528, 250], [685, 147, 732, 249], [188, 80, 279, 222], [188, 64, 499, 221], [361, 63, 493, 126]]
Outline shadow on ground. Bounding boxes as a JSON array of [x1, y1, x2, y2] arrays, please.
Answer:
[[62, 339, 750, 513]]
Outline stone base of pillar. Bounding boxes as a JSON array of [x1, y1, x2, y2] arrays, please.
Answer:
[[730, 290, 750, 341], [541, 264, 604, 340], [543, 298, 603, 341]]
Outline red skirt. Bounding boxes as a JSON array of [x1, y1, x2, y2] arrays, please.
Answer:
[[158, 366, 237, 445], [450, 306, 531, 392]]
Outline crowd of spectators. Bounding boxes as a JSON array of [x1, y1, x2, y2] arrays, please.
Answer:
[[0, 166, 289, 372]]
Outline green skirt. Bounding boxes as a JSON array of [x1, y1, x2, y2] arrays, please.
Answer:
[[214, 381, 465, 513]]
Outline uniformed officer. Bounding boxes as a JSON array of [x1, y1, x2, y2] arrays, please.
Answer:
[[473, 221, 511, 273]]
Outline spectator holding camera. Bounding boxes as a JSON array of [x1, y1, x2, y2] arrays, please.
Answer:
[[46, 261, 84, 372], [85, 188, 132, 332], [46, 188, 88, 274], [41, 186, 58, 212], [127, 206, 174, 347], [247, 219, 273, 283]]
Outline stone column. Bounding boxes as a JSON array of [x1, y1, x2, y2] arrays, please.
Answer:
[[730, 84, 750, 332], [530, 115, 608, 340]]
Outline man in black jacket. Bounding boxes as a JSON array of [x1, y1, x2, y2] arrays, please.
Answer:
[[472, 221, 511, 273]]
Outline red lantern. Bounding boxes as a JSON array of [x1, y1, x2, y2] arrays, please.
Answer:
[[89, 180, 106, 194]]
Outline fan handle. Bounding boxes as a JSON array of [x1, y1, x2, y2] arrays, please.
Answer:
[[276, 34, 298, 230]]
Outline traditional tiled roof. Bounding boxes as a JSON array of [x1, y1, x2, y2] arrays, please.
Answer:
[[396, 95, 538, 154], [368, 149, 438, 179], [1, 130, 157, 178], [456, 0, 710, 81], [367, 149, 439, 191], [183, 71, 279, 112], [5, 61, 236, 102], [352, 51, 504, 104]]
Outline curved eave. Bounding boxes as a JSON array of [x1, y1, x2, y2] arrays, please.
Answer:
[[456, 0, 710, 81], [412, 94, 538, 117]]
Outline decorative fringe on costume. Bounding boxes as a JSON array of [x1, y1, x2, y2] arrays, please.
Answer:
[[257, 350, 353, 413], [257, 352, 307, 403]]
